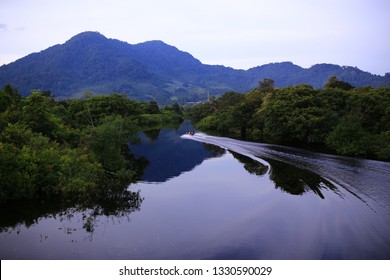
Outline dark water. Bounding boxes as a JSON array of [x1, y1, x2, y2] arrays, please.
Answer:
[[1, 121, 390, 259]]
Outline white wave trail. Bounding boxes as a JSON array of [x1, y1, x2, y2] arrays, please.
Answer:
[[181, 132, 390, 212]]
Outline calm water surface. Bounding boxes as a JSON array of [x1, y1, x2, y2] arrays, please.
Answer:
[[1, 121, 390, 259]]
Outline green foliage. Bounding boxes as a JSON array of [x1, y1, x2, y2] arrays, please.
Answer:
[[325, 114, 371, 156], [0, 84, 21, 113], [258, 78, 275, 93], [263, 85, 339, 145], [163, 103, 183, 116], [195, 92, 239, 136], [0, 85, 183, 204], [66, 93, 142, 127], [325, 76, 354, 90], [86, 115, 135, 172], [20, 91, 60, 137], [373, 131, 390, 160], [0, 91, 14, 113], [0, 123, 103, 202], [145, 100, 161, 114], [189, 81, 390, 161], [188, 102, 213, 124]]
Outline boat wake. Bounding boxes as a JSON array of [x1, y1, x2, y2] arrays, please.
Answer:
[[181, 132, 390, 213]]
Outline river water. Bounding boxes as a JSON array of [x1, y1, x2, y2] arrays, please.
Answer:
[[1, 121, 390, 259]]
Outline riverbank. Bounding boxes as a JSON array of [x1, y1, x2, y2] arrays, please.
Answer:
[[0, 86, 184, 205], [188, 82, 390, 162]]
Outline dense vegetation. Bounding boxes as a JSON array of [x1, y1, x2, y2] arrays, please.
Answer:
[[0, 84, 183, 205], [189, 77, 390, 161], [1, 31, 389, 104]]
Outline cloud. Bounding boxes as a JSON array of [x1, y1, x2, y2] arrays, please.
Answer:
[[0, 24, 8, 30]]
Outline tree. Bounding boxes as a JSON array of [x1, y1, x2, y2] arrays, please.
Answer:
[[231, 92, 263, 139], [0, 88, 13, 112], [145, 100, 160, 114], [324, 76, 354, 90], [163, 103, 182, 115], [325, 114, 370, 156], [4, 84, 21, 102], [216, 91, 243, 108], [0, 84, 21, 112], [258, 78, 275, 92], [21, 91, 60, 137]]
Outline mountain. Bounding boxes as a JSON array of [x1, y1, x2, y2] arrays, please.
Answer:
[[0, 31, 389, 104]]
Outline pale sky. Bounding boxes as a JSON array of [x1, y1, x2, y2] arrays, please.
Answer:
[[0, 0, 389, 75]]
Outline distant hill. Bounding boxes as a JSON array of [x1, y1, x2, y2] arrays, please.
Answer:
[[0, 31, 389, 104]]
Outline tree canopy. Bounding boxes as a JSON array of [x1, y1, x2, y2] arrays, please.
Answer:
[[189, 78, 390, 161]]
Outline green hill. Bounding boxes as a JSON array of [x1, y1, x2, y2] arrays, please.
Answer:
[[0, 31, 389, 104]]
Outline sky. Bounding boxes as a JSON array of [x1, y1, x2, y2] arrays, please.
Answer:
[[0, 0, 389, 75]]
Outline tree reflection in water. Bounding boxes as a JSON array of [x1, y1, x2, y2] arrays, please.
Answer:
[[230, 150, 338, 199], [230, 151, 268, 176], [0, 184, 144, 236], [266, 158, 338, 199], [0, 124, 363, 239]]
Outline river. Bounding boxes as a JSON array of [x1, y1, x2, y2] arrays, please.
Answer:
[[1, 121, 389, 259]]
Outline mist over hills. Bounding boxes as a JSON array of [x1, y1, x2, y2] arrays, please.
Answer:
[[0, 31, 389, 104]]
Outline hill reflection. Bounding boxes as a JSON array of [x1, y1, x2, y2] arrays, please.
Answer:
[[130, 121, 225, 183], [131, 122, 342, 199]]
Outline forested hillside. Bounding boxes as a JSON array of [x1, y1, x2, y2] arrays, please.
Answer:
[[1, 32, 389, 104], [189, 78, 390, 161]]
